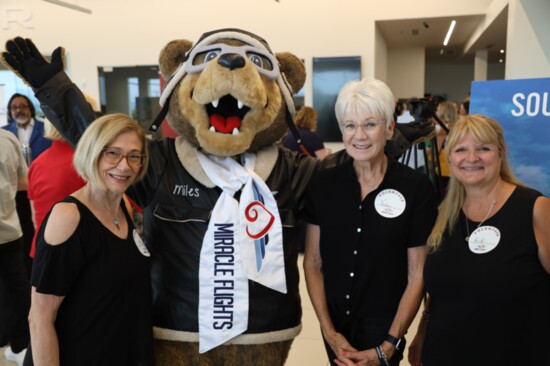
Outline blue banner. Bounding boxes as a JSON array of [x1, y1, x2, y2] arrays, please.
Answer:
[[470, 78, 550, 196]]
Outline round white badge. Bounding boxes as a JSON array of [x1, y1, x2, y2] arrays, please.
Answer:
[[468, 226, 501, 254], [374, 189, 406, 218], [133, 229, 151, 257]]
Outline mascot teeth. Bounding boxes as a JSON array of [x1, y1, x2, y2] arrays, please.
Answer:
[[209, 126, 216, 132], [211, 98, 245, 110], [232, 127, 240, 135]]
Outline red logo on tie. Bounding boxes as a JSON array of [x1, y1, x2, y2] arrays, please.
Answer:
[[245, 201, 275, 239]]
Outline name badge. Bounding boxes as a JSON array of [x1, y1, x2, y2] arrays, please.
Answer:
[[133, 229, 151, 257], [468, 226, 501, 254], [374, 189, 406, 218]]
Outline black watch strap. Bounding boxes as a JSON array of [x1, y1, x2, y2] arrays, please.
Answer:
[[385, 334, 403, 350]]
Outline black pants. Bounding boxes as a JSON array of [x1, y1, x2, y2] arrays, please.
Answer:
[[16, 191, 34, 277], [0, 238, 31, 353]]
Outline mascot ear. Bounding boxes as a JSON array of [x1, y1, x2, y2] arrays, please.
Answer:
[[158, 39, 193, 79], [277, 52, 306, 94]]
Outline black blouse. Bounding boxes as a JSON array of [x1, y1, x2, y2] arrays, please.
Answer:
[[306, 153, 437, 342]]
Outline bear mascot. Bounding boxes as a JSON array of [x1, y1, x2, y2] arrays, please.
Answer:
[[2, 29, 320, 365]]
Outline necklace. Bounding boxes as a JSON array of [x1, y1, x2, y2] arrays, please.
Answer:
[[464, 199, 496, 242], [111, 214, 120, 230], [367, 173, 384, 190], [103, 204, 121, 230]]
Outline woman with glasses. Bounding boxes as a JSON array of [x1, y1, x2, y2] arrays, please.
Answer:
[[25, 114, 153, 365], [303, 78, 437, 366]]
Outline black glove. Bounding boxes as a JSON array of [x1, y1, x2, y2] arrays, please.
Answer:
[[1, 37, 64, 88]]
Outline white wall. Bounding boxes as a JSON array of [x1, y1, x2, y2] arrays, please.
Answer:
[[374, 25, 388, 83], [505, 0, 550, 79], [387, 47, 425, 100], [0, 0, 494, 103]]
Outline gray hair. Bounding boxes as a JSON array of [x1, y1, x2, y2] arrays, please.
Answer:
[[335, 77, 395, 128]]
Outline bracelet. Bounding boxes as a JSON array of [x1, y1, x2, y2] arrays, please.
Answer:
[[375, 346, 390, 366], [421, 310, 431, 322], [385, 333, 403, 350]]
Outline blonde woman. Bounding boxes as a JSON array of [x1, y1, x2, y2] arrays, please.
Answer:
[[434, 101, 459, 191], [408, 115, 550, 366], [27, 114, 153, 365]]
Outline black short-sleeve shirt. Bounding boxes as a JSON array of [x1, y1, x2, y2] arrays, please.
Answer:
[[31, 196, 153, 365], [306, 153, 437, 340]]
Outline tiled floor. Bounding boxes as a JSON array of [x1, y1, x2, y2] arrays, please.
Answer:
[[0, 254, 420, 365], [0, 348, 19, 366]]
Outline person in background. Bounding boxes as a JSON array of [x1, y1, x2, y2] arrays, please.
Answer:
[[25, 113, 153, 365], [0, 128, 31, 366], [433, 101, 459, 192], [451, 100, 460, 114], [283, 106, 330, 159], [303, 78, 437, 366], [408, 114, 550, 366], [459, 99, 469, 116], [396, 99, 427, 171], [395, 99, 414, 123], [27, 92, 100, 259], [27, 120, 86, 258], [3, 93, 52, 162], [3, 93, 52, 275]]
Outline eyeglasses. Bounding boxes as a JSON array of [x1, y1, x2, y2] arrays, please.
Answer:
[[10, 104, 30, 111], [183, 43, 280, 80], [102, 148, 145, 168], [339, 119, 386, 136]]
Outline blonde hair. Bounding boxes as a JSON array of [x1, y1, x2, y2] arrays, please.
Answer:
[[43, 119, 66, 142], [427, 114, 524, 252], [83, 92, 100, 112], [437, 101, 459, 130], [294, 106, 318, 131], [73, 113, 148, 189]]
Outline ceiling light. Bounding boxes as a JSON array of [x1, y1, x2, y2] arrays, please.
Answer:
[[443, 20, 456, 46], [500, 49, 505, 53], [499, 59, 503, 63]]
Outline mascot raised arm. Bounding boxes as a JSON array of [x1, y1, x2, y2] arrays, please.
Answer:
[[3, 29, 319, 365]]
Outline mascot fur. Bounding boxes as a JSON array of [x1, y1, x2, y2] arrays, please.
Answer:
[[2, 29, 320, 365]]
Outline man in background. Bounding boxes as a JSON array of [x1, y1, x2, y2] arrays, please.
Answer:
[[3, 93, 52, 275], [0, 128, 31, 366]]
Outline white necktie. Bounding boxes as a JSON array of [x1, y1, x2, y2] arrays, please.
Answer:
[[196, 151, 286, 353]]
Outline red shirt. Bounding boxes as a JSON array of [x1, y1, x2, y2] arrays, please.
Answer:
[[28, 140, 86, 257]]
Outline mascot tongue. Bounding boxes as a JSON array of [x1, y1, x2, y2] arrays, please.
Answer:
[[210, 114, 242, 133]]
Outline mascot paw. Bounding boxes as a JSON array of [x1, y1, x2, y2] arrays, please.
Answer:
[[2, 37, 64, 88]]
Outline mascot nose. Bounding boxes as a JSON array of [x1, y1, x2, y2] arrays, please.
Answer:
[[218, 53, 246, 70]]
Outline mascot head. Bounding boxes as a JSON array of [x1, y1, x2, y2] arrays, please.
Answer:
[[156, 28, 306, 157]]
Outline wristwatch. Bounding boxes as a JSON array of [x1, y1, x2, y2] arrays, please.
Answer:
[[385, 334, 403, 350]]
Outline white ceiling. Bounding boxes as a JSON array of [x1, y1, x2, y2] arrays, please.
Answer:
[[376, 7, 508, 64]]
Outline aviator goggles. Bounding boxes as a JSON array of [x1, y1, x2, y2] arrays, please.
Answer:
[[183, 43, 280, 80]]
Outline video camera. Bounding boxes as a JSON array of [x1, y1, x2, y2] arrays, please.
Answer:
[[408, 96, 445, 123]]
